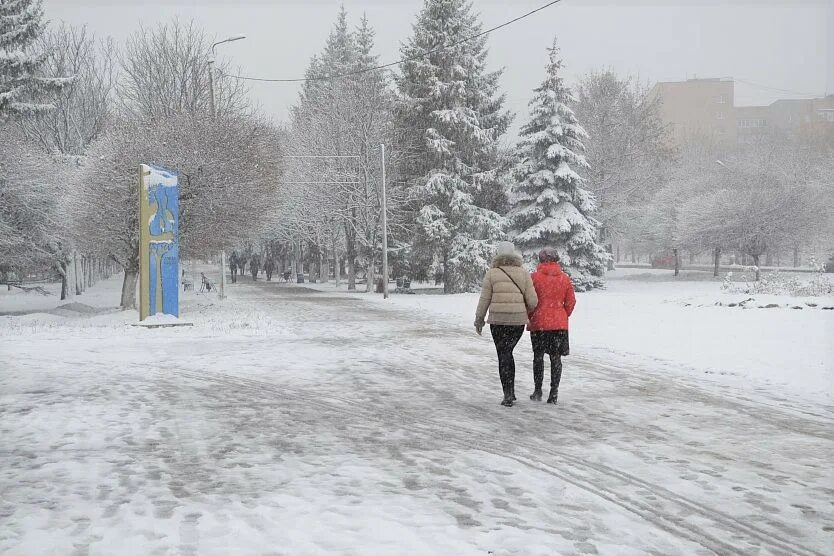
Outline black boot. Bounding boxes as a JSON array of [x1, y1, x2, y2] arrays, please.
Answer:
[[547, 355, 563, 404], [531, 351, 544, 401], [498, 367, 513, 406]]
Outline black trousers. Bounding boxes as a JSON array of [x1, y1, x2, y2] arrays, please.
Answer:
[[531, 331, 567, 393], [490, 325, 525, 397]]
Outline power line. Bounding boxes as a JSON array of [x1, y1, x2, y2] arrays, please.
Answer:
[[728, 77, 824, 98], [218, 0, 563, 84]]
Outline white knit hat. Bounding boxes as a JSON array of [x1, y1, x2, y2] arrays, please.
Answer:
[[495, 241, 517, 257]]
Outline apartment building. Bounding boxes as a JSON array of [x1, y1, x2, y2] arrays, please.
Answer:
[[647, 78, 834, 147], [647, 78, 736, 146], [734, 105, 769, 142]]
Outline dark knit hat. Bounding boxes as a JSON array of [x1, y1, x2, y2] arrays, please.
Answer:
[[538, 247, 559, 263]]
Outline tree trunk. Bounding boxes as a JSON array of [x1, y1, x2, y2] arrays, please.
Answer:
[[606, 244, 615, 271], [81, 256, 87, 292], [346, 247, 356, 291], [346, 210, 357, 291], [673, 248, 680, 277], [57, 260, 69, 300], [765, 251, 773, 267], [631, 248, 636, 263], [74, 252, 82, 295], [366, 247, 377, 293], [121, 261, 139, 310], [793, 247, 800, 268], [442, 251, 451, 294], [332, 236, 340, 287], [616, 244, 620, 263], [320, 248, 328, 283], [688, 252, 695, 265], [713, 247, 721, 277], [751, 254, 761, 281]]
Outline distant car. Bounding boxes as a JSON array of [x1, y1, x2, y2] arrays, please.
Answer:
[[651, 255, 676, 269]]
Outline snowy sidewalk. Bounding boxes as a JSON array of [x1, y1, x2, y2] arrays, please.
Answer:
[[1, 277, 832, 555]]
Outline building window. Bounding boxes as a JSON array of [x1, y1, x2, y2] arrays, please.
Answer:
[[818, 110, 834, 122], [717, 112, 725, 120], [717, 94, 728, 104], [737, 118, 767, 128]]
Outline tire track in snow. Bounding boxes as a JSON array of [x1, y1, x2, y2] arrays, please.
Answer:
[[173, 368, 823, 556]]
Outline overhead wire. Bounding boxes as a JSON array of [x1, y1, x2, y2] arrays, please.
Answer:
[[726, 77, 824, 98], [216, 0, 826, 102], [217, 0, 563, 83]]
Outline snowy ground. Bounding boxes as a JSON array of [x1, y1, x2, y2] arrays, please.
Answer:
[[1, 270, 833, 555], [341, 268, 834, 405]]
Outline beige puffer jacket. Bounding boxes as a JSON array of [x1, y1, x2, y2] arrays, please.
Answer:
[[475, 254, 538, 326]]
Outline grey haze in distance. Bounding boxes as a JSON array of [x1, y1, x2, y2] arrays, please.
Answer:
[[44, 0, 832, 139]]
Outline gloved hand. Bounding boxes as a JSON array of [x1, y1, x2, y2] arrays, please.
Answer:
[[474, 318, 484, 336]]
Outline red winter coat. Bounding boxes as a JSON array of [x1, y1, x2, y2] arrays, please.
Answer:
[[528, 262, 576, 331]]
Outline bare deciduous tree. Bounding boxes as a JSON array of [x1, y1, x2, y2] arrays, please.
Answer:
[[68, 112, 280, 309], [17, 23, 116, 155], [575, 70, 671, 266], [0, 124, 78, 297], [281, 11, 405, 291], [118, 20, 248, 120]]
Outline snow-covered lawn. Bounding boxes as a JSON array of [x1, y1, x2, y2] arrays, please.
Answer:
[[0, 277, 124, 316], [1, 271, 832, 554]]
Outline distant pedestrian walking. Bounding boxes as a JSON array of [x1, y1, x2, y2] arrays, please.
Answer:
[[250, 254, 261, 281], [527, 248, 575, 404], [229, 252, 238, 284], [264, 257, 275, 281], [474, 241, 538, 407]]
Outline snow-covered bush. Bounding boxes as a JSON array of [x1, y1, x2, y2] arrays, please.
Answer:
[[722, 267, 833, 297]]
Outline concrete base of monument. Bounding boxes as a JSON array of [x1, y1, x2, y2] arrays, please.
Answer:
[[132, 313, 194, 328]]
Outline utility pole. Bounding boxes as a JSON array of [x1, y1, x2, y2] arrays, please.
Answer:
[[208, 34, 245, 299], [380, 144, 389, 299]]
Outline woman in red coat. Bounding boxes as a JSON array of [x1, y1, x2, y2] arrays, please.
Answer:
[[527, 248, 576, 404]]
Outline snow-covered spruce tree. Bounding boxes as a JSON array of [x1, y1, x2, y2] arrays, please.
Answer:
[[509, 40, 608, 291], [396, 0, 512, 293], [0, 0, 68, 119]]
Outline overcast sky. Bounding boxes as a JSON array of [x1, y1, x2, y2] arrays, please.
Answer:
[[44, 0, 832, 138]]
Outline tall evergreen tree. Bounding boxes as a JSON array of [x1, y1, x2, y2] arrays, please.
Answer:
[[509, 40, 608, 291], [396, 0, 512, 293], [0, 0, 67, 119]]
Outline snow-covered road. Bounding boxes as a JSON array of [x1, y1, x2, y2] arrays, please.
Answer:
[[1, 277, 832, 555]]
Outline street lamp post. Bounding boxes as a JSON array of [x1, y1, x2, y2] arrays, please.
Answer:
[[208, 34, 245, 298], [208, 34, 245, 118], [380, 144, 389, 299]]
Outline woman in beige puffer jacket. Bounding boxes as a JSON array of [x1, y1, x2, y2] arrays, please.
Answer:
[[474, 241, 538, 406]]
